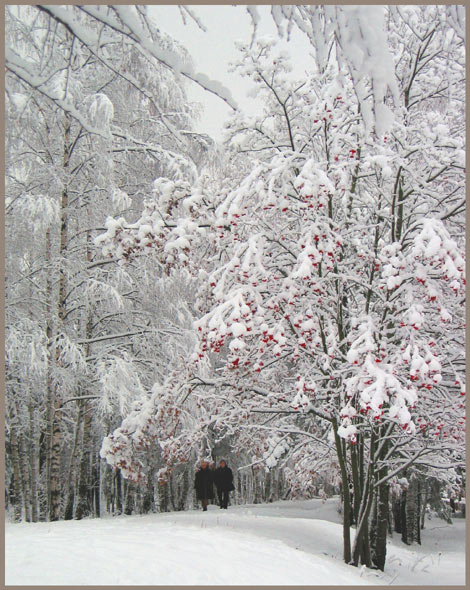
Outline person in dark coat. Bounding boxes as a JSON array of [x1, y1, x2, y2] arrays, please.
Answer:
[[194, 460, 214, 511], [213, 460, 234, 509]]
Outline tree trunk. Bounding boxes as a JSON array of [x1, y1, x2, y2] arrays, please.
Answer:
[[158, 478, 169, 513], [168, 471, 176, 510], [332, 419, 351, 564], [12, 401, 32, 522], [142, 469, 155, 514], [75, 401, 93, 519], [352, 429, 377, 567], [44, 226, 54, 519], [180, 467, 189, 510], [28, 400, 39, 522], [102, 462, 113, 515], [253, 468, 262, 504], [9, 422, 24, 521], [370, 430, 389, 570], [48, 403, 63, 521], [93, 457, 101, 517], [75, 223, 96, 520], [371, 481, 389, 570], [265, 470, 272, 502], [404, 474, 419, 544], [64, 403, 84, 520], [416, 479, 421, 545], [352, 477, 374, 567], [350, 439, 362, 525], [17, 432, 32, 522], [115, 469, 123, 514], [420, 481, 427, 530], [369, 494, 378, 562], [49, 110, 72, 521], [124, 480, 134, 515], [392, 496, 401, 533], [400, 489, 408, 544]]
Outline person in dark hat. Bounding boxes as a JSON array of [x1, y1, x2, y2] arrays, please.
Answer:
[[213, 459, 235, 509], [194, 460, 214, 511]]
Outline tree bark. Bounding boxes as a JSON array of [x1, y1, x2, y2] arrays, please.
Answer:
[[400, 489, 409, 544], [404, 474, 419, 544], [371, 481, 389, 570], [44, 227, 54, 519], [332, 418, 351, 564], [64, 403, 84, 520], [115, 468, 123, 514], [158, 478, 168, 513], [75, 400, 93, 520], [9, 420, 24, 521], [49, 110, 72, 521], [352, 429, 377, 567], [28, 400, 39, 522], [124, 480, 134, 515], [12, 401, 32, 522], [370, 431, 389, 570], [93, 457, 101, 517]]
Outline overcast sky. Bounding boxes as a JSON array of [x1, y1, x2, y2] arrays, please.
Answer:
[[148, 5, 312, 141]]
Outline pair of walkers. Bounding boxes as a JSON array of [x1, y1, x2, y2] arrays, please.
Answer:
[[194, 459, 234, 511]]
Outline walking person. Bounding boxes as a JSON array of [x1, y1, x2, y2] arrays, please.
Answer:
[[213, 459, 235, 509], [194, 460, 214, 511]]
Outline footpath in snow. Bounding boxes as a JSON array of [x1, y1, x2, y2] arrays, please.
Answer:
[[5, 497, 465, 586]]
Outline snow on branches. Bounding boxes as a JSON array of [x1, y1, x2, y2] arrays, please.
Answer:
[[96, 8, 465, 526], [95, 178, 211, 266]]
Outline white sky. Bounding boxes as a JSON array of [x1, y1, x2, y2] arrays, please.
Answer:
[[148, 5, 313, 141]]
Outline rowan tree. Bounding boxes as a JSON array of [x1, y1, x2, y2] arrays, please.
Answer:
[[98, 7, 465, 570]]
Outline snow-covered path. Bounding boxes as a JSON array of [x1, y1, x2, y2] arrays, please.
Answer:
[[6, 498, 465, 586]]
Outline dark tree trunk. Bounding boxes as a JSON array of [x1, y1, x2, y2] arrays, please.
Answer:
[[265, 470, 272, 502], [124, 481, 134, 515], [400, 490, 409, 544], [142, 483, 154, 513], [371, 482, 390, 570], [158, 479, 169, 513], [403, 475, 420, 544], [93, 459, 101, 517], [393, 498, 402, 533], [416, 479, 421, 544], [75, 401, 93, 520], [64, 489, 74, 521], [9, 425, 23, 521], [115, 469, 123, 514], [332, 419, 351, 564]]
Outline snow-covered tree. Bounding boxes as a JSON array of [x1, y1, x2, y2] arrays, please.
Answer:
[[98, 6, 465, 570], [5, 4, 216, 521]]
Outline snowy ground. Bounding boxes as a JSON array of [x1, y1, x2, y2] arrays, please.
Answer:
[[6, 497, 465, 586]]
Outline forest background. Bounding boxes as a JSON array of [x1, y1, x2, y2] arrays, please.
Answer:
[[5, 4, 465, 571]]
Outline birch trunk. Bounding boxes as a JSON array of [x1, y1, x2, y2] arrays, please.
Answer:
[[9, 420, 23, 521], [64, 403, 84, 520], [75, 401, 92, 519], [28, 400, 39, 522], [49, 109, 72, 521], [13, 402, 32, 522], [44, 227, 54, 518]]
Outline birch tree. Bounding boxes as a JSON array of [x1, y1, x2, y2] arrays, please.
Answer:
[[5, 4, 212, 520]]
